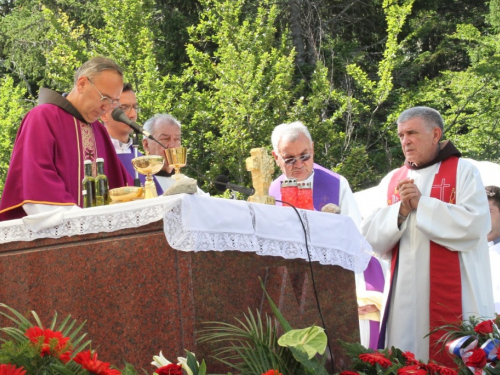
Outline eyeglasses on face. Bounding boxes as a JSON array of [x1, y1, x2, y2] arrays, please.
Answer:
[[119, 104, 141, 113], [86, 77, 120, 108], [279, 153, 312, 165]]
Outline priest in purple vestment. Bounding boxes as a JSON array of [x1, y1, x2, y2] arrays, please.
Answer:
[[0, 56, 133, 221], [268, 121, 386, 349]]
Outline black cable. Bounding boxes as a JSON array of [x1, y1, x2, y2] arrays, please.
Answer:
[[276, 199, 335, 374]]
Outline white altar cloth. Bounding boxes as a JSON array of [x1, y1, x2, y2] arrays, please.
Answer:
[[0, 194, 372, 273]]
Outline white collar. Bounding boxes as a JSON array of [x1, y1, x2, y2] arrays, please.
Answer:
[[110, 136, 133, 154], [303, 170, 314, 187]]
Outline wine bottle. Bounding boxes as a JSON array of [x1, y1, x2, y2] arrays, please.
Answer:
[[82, 160, 96, 208], [95, 158, 109, 206]]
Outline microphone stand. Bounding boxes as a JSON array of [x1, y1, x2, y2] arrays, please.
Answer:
[[131, 133, 141, 187], [229, 189, 237, 200]]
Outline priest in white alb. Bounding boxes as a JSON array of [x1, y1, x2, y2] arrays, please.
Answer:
[[361, 106, 494, 366]]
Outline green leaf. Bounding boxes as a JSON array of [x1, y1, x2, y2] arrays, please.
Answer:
[[258, 277, 292, 332], [277, 326, 327, 359]]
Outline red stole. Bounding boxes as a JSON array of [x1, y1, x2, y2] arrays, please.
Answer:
[[387, 156, 460, 366]]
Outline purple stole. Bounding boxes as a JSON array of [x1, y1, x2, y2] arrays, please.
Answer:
[[116, 148, 163, 195], [269, 163, 385, 349], [268, 163, 341, 209], [364, 257, 385, 349]]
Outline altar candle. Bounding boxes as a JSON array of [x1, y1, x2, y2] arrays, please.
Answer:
[[296, 181, 314, 210], [280, 178, 298, 207]]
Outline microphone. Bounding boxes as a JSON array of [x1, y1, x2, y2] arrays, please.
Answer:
[[214, 175, 255, 196], [111, 108, 154, 140]]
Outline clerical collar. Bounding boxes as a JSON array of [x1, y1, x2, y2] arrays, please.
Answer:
[[110, 136, 133, 154], [38, 88, 89, 124], [405, 140, 461, 170], [303, 170, 315, 188]]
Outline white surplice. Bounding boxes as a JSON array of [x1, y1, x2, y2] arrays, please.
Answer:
[[361, 158, 494, 362]]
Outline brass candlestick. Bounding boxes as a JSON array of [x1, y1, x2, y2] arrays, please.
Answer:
[[131, 155, 164, 199]]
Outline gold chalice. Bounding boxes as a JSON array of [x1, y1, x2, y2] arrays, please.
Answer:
[[164, 147, 187, 180], [132, 155, 164, 199]]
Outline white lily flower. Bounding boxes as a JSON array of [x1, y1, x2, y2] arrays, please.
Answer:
[[151, 351, 171, 368], [177, 355, 197, 375]]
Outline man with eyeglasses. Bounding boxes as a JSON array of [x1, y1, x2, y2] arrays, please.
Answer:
[[268, 122, 387, 350], [102, 83, 140, 155], [269, 121, 361, 223], [486, 185, 500, 313], [0, 56, 132, 221]]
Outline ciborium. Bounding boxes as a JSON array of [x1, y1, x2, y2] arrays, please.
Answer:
[[164, 147, 187, 180], [131, 155, 164, 199]]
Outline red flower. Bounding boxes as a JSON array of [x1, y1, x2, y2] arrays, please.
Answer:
[[0, 364, 26, 375], [156, 364, 183, 375], [25, 326, 72, 363], [359, 352, 393, 368], [464, 348, 487, 368], [261, 371, 282, 375], [474, 320, 494, 335], [339, 372, 360, 375], [397, 365, 427, 374], [430, 365, 457, 375], [402, 351, 420, 365], [74, 350, 121, 375]]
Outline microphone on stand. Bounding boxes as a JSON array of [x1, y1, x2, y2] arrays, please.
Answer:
[[214, 175, 255, 196], [131, 133, 141, 187], [111, 108, 155, 140]]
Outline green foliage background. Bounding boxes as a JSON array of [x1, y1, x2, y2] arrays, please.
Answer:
[[0, 0, 499, 196]]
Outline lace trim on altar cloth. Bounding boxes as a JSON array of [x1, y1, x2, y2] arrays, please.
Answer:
[[0, 194, 372, 273], [0, 203, 165, 244], [163, 198, 371, 273]]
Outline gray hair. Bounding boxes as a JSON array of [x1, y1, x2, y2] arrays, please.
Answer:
[[74, 56, 124, 85], [271, 121, 312, 153], [397, 106, 444, 132], [143, 114, 181, 138]]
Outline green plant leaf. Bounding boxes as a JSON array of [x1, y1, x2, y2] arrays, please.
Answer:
[[278, 326, 327, 359], [258, 277, 292, 332]]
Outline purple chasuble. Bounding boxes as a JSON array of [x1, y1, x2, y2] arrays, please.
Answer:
[[268, 163, 341, 210], [0, 102, 133, 221], [363, 257, 385, 349], [117, 148, 164, 195]]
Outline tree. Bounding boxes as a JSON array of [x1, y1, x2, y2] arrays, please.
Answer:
[[0, 76, 29, 195]]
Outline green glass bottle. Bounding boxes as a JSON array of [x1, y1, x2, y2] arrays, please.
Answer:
[[82, 160, 96, 208], [95, 158, 109, 206]]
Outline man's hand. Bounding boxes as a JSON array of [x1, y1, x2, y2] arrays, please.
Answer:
[[397, 178, 422, 212], [358, 304, 379, 315]]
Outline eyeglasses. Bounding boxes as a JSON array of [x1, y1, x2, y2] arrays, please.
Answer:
[[87, 77, 120, 108], [119, 104, 141, 113], [279, 153, 312, 165]]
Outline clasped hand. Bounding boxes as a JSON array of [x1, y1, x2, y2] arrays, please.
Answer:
[[397, 178, 421, 217]]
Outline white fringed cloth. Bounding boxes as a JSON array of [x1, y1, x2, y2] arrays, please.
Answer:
[[0, 194, 372, 273]]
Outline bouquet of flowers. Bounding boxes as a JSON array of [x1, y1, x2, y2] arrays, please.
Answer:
[[336, 315, 500, 375], [336, 342, 457, 375], [431, 315, 500, 375], [0, 303, 135, 375], [0, 303, 209, 375]]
